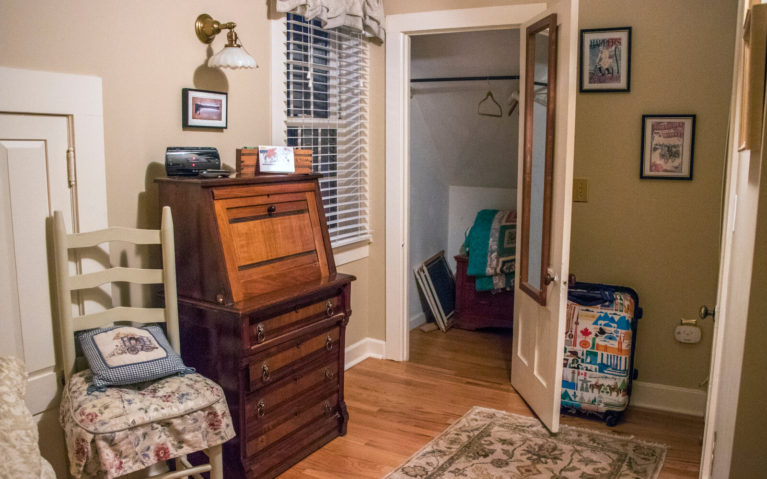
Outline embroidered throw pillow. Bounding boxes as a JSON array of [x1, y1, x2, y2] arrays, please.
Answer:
[[78, 325, 194, 393]]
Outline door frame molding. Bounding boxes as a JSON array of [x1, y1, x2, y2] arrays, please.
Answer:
[[384, 4, 546, 362]]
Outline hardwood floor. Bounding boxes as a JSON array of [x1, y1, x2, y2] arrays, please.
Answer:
[[281, 327, 704, 478]]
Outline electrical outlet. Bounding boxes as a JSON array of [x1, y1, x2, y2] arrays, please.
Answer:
[[573, 178, 588, 202], [674, 324, 702, 344]]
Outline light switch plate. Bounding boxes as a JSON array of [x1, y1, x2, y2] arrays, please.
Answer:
[[573, 178, 588, 202]]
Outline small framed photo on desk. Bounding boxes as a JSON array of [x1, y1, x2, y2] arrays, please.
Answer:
[[257, 146, 295, 173]]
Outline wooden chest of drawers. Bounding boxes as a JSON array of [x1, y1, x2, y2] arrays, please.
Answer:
[[157, 175, 354, 479]]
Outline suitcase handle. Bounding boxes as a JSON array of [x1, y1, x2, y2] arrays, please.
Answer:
[[567, 287, 615, 306]]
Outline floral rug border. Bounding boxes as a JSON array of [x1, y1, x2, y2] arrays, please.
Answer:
[[385, 406, 668, 479]]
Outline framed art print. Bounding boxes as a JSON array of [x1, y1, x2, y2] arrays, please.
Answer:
[[640, 114, 696, 180], [580, 27, 631, 92], [182, 88, 228, 128]]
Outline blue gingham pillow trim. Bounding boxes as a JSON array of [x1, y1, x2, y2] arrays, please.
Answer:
[[78, 325, 195, 394]]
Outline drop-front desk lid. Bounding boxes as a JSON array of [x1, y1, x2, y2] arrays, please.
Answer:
[[157, 175, 345, 305]]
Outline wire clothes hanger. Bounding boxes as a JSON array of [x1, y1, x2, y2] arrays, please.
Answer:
[[478, 78, 502, 117], [507, 90, 520, 116]]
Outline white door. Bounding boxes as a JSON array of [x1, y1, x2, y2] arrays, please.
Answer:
[[511, 0, 579, 433], [0, 66, 109, 478], [700, 1, 761, 475], [0, 113, 74, 475]]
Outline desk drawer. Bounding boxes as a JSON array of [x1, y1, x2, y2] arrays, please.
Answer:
[[245, 391, 340, 457], [247, 411, 341, 478], [249, 325, 340, 392], [244, 358, 339, 425], [249, 296, 341, 348]]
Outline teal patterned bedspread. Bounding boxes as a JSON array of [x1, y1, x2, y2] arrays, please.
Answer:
[[465, 209, 517, 292]]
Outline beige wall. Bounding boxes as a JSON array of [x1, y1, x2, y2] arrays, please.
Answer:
[[571, 0, 737, 388], [0, 0, 738, 388], [0, 0, 387, 345]]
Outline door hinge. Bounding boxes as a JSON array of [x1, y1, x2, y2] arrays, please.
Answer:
[[66, 147, 76, 187], [710, 431, 717, 474]]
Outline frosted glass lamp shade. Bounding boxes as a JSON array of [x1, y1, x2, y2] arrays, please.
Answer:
[[208, 46, 257, 69]]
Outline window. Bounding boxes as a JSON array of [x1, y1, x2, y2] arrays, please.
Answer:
[[279, 13, 370, 248]]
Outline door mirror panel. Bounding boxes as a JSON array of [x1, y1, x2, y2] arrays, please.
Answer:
[[520, 14, 557, 306]]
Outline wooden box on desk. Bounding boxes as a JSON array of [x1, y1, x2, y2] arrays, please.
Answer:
[[156, 175, 354, 479], [236, 148, 313, 176]]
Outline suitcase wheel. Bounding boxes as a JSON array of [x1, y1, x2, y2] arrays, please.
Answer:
[[604, 411, 620, 427]]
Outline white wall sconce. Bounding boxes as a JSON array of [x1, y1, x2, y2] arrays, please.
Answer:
[[195, 13, 257, 69]]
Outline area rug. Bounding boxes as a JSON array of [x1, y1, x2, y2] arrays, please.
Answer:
[[385, 406, 667, 479]]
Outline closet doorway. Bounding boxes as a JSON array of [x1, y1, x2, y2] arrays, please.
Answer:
[[401, 26, 705, 477], [407, 28, 519, 341]]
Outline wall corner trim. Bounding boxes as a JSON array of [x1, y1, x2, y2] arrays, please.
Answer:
[[345, 337, 386, 370], [630, 380, 708, 417], [409, 312, 426, 331]]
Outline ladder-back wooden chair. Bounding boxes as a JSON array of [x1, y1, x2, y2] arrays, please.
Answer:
[[53, 206, 234, 479]]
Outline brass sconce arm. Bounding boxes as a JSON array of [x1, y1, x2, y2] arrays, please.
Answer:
[[195, 14, 237, 44], [194, 12, 256, 69]]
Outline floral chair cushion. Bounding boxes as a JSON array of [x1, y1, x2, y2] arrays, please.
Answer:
[[0, 356, 56, 479], [60, 369, 235, 479]]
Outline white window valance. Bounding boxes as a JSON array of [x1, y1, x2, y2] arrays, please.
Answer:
[[275, 0, 385, 40]]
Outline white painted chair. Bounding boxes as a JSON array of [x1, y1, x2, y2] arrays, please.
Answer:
[[52, 207, 234, 479]]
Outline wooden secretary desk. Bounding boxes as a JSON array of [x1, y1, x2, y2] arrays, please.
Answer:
[[156, 175, 354, 479]]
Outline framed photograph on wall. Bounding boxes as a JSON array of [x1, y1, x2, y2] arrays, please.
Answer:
[[640, 114, 696, 180], [182, 88, 227, 128], [579, 27, 631, 92]]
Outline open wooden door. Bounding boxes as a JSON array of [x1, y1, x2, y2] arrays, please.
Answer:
[[511, 0, 578, 433]]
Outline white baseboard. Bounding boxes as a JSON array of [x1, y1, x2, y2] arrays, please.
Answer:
[[631, 380, 707, 417], [409, 312, 426, 331], [345, 337, 385, 370], [343, 340, 707, 417]]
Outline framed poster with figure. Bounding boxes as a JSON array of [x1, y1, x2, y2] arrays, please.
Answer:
[[580, 27, 631, 92]]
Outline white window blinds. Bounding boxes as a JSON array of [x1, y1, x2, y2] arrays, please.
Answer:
[[282, 13, 371, 248]]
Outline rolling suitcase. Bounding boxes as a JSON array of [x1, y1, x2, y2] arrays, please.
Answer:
[[561, 281, 641, 426]]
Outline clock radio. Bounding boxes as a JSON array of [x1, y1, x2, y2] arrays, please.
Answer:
[[165, 146, 220, 176]]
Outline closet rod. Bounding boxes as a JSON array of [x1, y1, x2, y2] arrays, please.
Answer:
[[410, 75, 547, 86], [411, 75, 518, 83]]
